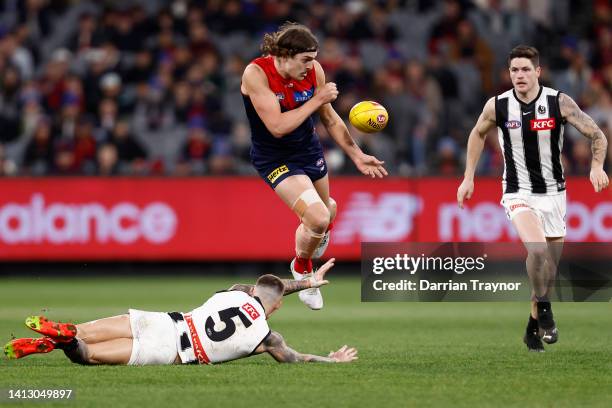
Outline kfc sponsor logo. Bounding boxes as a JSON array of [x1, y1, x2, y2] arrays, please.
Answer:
[[530, 118, 555, 131], [241, 303, 260, 320], [505, 120, 521, 129], [334, 192, 422, 244], [0, 194, 177, 244]]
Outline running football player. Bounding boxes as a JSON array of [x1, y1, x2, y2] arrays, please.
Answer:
[[457, 45, 608, 351], [241, 22, 388, 310]]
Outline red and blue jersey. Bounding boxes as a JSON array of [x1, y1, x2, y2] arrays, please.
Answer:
[[243, 56, 323, 166]]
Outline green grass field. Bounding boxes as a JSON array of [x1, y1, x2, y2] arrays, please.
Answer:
[[1, 275, 611, 408]]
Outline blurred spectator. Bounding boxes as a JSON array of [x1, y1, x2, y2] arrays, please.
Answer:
[[176, 116, 211, 176], [96, 143, 119, 176], [68, 12, 104, 54], [0, 144, 17, 176], [22, 117, 54, 175], [0, 64, 21, 142], [110, 120, 148, 174], [0, 30, 34, 80]]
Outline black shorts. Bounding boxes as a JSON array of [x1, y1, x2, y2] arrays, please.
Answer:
[[252, 153, 328, 189]]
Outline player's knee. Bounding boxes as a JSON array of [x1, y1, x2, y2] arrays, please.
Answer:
[[328, 197, 337, 221], [292, 189, 329, 232], [526, 244, 548, 262], [303, 205, 330, 234]]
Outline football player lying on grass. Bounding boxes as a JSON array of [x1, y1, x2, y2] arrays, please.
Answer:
[[4, 258, 357, 365]]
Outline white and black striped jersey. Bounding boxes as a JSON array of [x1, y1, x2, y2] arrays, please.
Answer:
[[495, 86, 565, 195]]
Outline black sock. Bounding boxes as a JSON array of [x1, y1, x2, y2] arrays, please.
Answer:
[[536, 301, 552, 316], [54, 338, 78, 352], [526, 315, 538, 335], [537, 301, 555, 329], [61, 338, 90, 365]]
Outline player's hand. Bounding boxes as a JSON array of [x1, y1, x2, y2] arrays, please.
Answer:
[[457, 178, 474, 208], [589, 167, 609, 192], [328, 345, 358, 363], [310, 258, 335, 288], [315, 82, 338, 105], [354, 153, 387, 178]]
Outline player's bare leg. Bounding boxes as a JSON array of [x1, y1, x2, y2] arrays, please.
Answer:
[[85, 338, 133, 364], [512, 211, 558, 350], [75, 315, 132, 344], [313, 175, 337, 258], [275, 175, 330, 309], [7, 315, 133, 363]]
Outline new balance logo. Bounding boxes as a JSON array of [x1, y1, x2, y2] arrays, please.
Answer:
[[334, 192, 422, 244]]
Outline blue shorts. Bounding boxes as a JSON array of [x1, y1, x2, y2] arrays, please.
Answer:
[[252, 153, 328, 189]]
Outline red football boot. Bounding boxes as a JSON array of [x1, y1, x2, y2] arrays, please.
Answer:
[[25, 316, 77, 342], [4, 337, 55, 359]]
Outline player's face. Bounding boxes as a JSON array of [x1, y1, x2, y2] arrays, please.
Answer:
[[286, 51, 317, 80], [509, 58, 541, 94]]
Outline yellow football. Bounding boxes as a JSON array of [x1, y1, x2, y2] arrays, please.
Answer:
[[348, 101, 389, 133]]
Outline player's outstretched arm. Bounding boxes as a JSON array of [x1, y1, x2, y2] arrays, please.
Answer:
[[559, 93, 609, 192], [254, 331, 358, 363], [229, 258, 335, 296], [242, 64, 337, 138], [457, 97, 496, 208], [314, 62, 388, 179]]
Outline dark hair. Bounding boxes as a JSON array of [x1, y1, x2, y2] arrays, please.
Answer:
[[261, 22, 318, 58], [508, 45, 539, 68], [255, 274, 285, 295]]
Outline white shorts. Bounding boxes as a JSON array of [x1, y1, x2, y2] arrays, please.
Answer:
[[128, 309, 178, 366], [501, 191, 566, 238]]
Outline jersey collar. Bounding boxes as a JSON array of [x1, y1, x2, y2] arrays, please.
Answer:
[[513, 85, 543, 107]]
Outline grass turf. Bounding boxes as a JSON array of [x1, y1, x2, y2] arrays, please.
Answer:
[[0, 275, 610, 408]]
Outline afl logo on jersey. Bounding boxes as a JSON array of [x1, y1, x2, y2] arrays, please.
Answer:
[[505, 120, 521, 129], [275, 93, 284, 100], [294, 87, 314, 102]]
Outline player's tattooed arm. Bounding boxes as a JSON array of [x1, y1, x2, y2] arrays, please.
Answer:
[[230, 281, 321, 297], [280, 279, 312, 295], [559, 93, 608, 168], [257, 331, 358, 363], [232, 259, 334, 296], [282, 257, 333, 296], [560, 93, 609, 192]]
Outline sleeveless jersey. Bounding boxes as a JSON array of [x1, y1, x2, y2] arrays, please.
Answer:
[[172, 291, 270, 364], [495, 86, 565, 195], [242, 56, 322, 162]]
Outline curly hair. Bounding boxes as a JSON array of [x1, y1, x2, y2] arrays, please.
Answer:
[[260, 22, 319, 58]]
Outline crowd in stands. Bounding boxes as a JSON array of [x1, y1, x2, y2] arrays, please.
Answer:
[[0, 0, 610, 177]]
